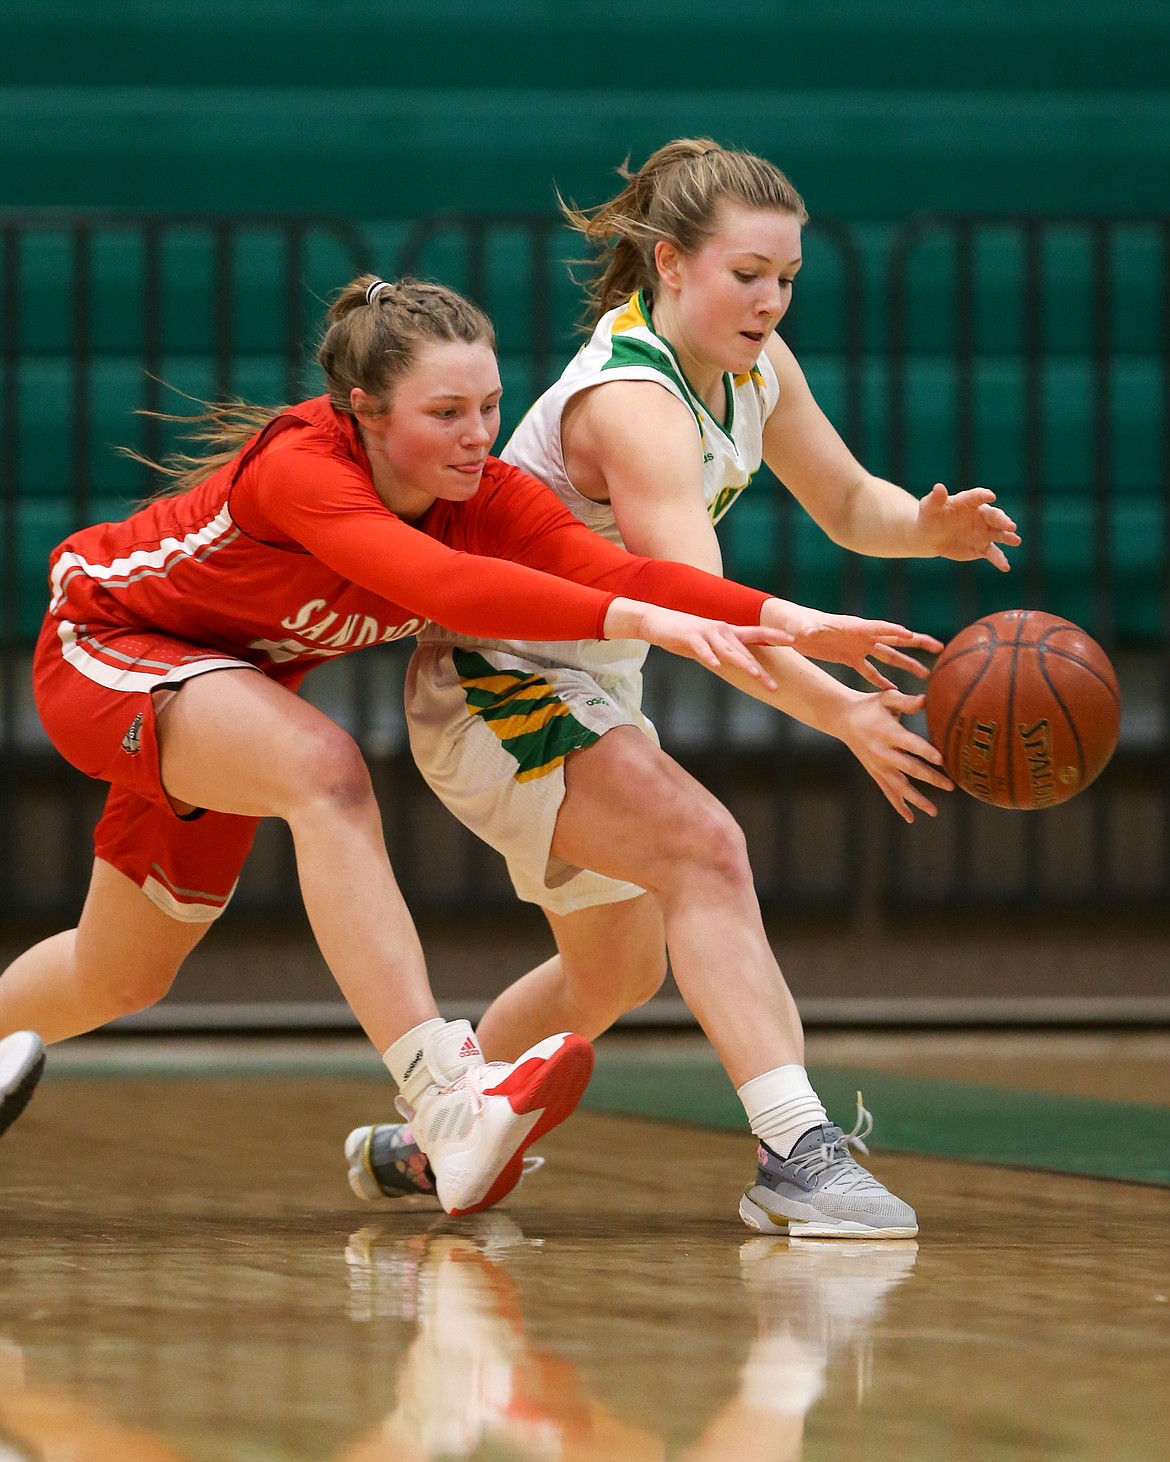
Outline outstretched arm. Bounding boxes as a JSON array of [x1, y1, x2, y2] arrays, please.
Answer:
[[710, 645, 954, 823], [551, 378, 950, 816], [761, 334, 1020, 570], [550, 379, 941, 685]]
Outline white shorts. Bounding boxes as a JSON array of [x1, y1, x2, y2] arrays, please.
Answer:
[[405, 642, 657, 915]]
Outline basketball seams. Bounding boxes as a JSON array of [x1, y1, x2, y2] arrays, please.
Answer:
[[927, 609, 1118, 809], [1036, 637, 1121, 702], [1037, 652, 1085, 779], [1003, 611, 1027, 807], [939, 648, 995, 773]]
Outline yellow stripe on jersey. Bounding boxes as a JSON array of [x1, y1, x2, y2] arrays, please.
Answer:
[[610, 292, 651, 336], [454, 649, 601, 784]]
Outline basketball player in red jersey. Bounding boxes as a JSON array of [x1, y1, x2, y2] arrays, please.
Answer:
[[0, 276, 933, 1210]]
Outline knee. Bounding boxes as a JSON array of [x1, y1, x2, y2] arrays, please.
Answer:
[[621, 944, 669, 1008], [650, 778, 750, 887], [691, 803, 750, 884], [283, 723, 374, 819], [78, 953, 181, 1019]]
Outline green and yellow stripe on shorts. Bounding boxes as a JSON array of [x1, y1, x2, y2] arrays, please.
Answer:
[[454, 649, 601, 784]]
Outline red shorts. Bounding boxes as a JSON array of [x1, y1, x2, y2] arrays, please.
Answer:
[[34, 615, 274, 922]]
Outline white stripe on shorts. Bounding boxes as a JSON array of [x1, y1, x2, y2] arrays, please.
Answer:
[[57, 620, 250, 693]]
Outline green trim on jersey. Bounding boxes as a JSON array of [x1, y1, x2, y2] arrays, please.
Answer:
[[454, 648, 601, 784], [601, 333, 703, 434], [617, 290, 738, 444]]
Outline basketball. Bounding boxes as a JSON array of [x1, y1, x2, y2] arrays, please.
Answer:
[[924, 610, 1121, 810]]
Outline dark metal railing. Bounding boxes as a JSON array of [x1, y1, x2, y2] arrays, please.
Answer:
[[0, 210, 1166, 923]]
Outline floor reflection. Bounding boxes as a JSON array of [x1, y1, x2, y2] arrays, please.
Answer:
[[0, 1334, 187, 1461], [338, 1217, 918, 1461]]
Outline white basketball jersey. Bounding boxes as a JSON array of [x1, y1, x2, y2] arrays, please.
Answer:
[[420, 290, 780, 684]]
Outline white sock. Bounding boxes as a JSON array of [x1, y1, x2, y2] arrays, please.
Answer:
[[383, 1019, 484, 1113], [737, 1065, 829, 1159]]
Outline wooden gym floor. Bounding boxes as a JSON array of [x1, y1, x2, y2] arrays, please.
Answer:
[[0, 1031, 1168, 1460]]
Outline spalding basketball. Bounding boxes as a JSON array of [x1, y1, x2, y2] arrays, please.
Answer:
[[924, 610, 1121, 810]]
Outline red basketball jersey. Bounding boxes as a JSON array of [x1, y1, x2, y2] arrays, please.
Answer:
[[45, 395, 770, 677]]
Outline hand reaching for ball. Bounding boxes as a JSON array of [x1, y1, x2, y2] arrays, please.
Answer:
[[918, 484, 1021, 572]]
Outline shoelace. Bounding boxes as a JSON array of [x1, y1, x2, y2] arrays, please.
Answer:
[[397, 1060, 514, 1124], [783, 1092, 875, 1183]]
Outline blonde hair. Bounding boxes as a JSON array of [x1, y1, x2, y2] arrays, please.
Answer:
[[563, 138, 808, 324], [132, 276, 496, 494]]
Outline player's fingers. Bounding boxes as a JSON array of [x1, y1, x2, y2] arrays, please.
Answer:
[[875, 774, 915, 824], [857, 621, 939, 648], [879, 688, 927, 716], [889, 721, 948, 767], [890, 750, 954, 790], [693, 636, 722, 670], [720, 634, 778, 689], [981, 505, 1017, 532], [856, 659, 898, 691], [871, 644, 932, 678], [876, 627, 945, 653], [898, 777, 940, 818], [985, 544, 1012, 572], [735, 626, 794, 648]]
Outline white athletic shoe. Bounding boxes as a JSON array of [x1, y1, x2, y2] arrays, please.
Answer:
[[403, 1031, 594, 1217], [0, 1031, 45, 1140]]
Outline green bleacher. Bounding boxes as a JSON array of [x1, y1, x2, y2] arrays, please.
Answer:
[[2, 2, 1166, 645]]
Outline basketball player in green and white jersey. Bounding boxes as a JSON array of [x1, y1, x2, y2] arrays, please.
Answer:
[[347, 140, 1019, 1237]]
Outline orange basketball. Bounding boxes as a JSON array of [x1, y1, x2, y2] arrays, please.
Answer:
[[924, 610, 1121, 810]]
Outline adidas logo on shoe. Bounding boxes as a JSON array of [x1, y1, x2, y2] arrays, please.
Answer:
[[459, 1036, 480, 1059], [411, 1031, 595, 1216]]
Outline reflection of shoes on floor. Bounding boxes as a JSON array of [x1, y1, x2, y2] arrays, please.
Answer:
[[739, 1095, 918, 1238], [344, 1213, 540, 1324], [344, 1228, 430, 1324], [738, 1331, 827, 1418], [383, 1237, 528, 1455], [359, 1231, 659, 1459], [740, 1235, 919, 1350], [739, 1234, 919, 1407], [452, 1211, 539, 1258], [0, 1034, 45, 1142], [352, 1031, 592, 1216]]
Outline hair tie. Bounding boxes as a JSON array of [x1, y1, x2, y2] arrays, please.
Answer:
[[365, 279, 393, 306]]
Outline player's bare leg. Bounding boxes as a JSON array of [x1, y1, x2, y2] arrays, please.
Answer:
[[473, 894, 667, 1061], [0, 669, 440, 1048], [0, 858, 211, 1041], [546, 727, 803, 1086], [347, 727, 915, 1234], [152, 668, 441, 1052], [160, 669, 591, 1214]]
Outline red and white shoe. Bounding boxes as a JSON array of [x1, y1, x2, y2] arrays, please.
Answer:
[[406, 1032, 594, 1217]]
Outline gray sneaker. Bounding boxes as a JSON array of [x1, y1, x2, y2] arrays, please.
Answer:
[[739, 1096, 918, 1239], [345, 1123, 437, 1202]]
